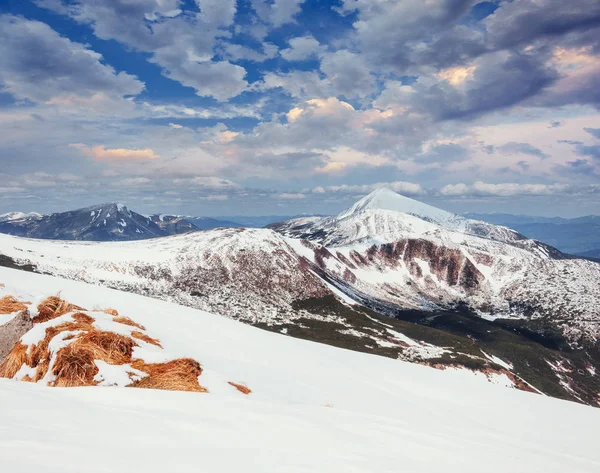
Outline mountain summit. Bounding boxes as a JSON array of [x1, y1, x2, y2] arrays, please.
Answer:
[[339, 188, 456, 224], [273, 188, 528, 247]]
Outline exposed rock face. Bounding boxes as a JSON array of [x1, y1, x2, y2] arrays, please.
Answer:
[[0, 311, 33, 363]]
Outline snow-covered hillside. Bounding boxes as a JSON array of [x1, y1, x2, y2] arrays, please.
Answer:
[[1, 267, 600, 473], [1, 189, 599, 405]]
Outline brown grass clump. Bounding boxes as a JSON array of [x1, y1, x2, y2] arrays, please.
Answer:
[[51, 330, 137, 387], [130, 358, 207, 393], [72, 312, 95, 324], [113, 316, 145, 330], [0, 296, 29, 314], [104, 308, 119, 316], [0, 343, 29, 378], [34, 296, 85, 323], [29, 320, 93, 368], [51, 344, 99, 387], [228, 382, 252, 395], [131, 331, 162, 348], [70, 331, 136, 365], [0, 283, 5, 288]]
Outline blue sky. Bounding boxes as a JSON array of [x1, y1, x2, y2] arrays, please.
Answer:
[[0, 0, 599, 217]]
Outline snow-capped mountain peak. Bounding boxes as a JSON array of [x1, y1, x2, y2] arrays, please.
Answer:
[[0, 212, 44, 223], [338, 188, 456, 225]]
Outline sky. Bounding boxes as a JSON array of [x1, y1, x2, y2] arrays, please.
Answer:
[[0, 0, 599, 217]]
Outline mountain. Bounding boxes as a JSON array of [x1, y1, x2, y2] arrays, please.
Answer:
[[0, 203, 193, 241], [184, 216, 244, 230], [147, 214, 199, 234], [465, 212, 600, 256], [2, 267, 599, 472], [0, 212, 43, 223], [215, 214, 327, 228], [1, 189, 600, 405]]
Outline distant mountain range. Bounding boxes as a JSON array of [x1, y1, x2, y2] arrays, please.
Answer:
[[0, 203, 184, 241], [465, 213, 600, 258], [0, 205, 326, 241], [0, 203, 597, 260]]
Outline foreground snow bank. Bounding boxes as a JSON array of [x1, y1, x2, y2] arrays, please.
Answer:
[[1, 267, 600, 472]]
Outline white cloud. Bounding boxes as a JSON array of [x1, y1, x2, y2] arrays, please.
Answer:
[[281, 35, 325, 61], [0, 16, 144, 104]]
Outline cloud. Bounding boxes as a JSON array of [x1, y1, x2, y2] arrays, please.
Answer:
[[278, 193, 306, 199], [498, 142, 550, 159], [71, 144, 160, 162], [443, 181, 579, 197], [0, 15, 144, 103], [196, 0, 237, 27], [37, 0, 248, 101], [313, 181, 425, 196], [221, 42, 279, 62], [251, 0, 307, 27], [440, 183, 470, 196], [260, 50, 375, 100], [280, 35, 325, 61], [584, 127, 600, 139]]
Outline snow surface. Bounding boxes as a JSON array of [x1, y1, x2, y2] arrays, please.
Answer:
[[1, 267, 600, 472]]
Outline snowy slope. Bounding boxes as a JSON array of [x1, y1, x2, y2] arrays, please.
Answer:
[[1, 267, 600, 473], [278, 188, 528, 246]]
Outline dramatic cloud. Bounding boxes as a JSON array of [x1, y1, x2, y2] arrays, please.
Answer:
[[37, 0, 248, 100], [0, 15, 144, 103], [2, 0, 600, 216]]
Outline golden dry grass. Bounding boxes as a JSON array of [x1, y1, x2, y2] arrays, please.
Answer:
[[51, 331, 137, 387], [0, 295, 29, 314], [104, 308, 119, 316], [2, 295, 208, 394], [34, 296, 85, 323], [130, 358, 207, 393], [131, 331, 162, 348], [29, 320, 94, 368], [228, 382, 252, 395], [51, 344, 99, 387], [113, 316, 145, 330], [70, 331, 136, 365], [72, 312, 95, 324], [0, 343, 28, 378]]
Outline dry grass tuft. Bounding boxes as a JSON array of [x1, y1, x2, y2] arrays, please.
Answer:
[[51, 331, 137, 387], [0, 343, 28, 378], [0, 283, 5, 288], [104, 308, 119, 316], [130, 358, 207, 393], [113, 316, 145, 330], [0, 296, 29, 315], [131, 331, 162, 348], [34, 296, 85, 323], [52, 344, 98, 387], [70, 331, 136, 365], [228, 382, 252, 395], [29, 321, 93, 368], [72, 312, 95, 324]]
